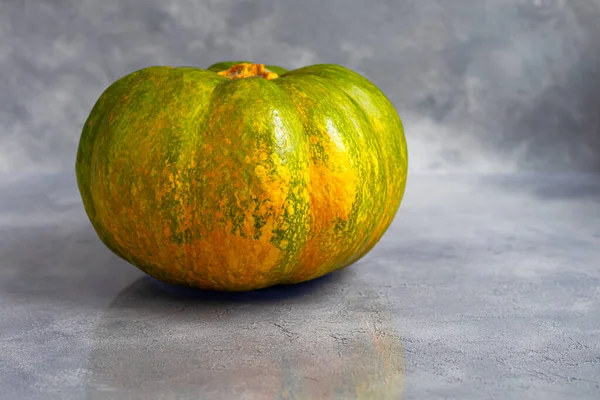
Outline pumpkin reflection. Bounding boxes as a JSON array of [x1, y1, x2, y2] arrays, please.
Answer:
[[85, 272, 404, 399]]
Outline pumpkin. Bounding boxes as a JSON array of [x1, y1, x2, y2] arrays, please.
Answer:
[[75, 61, 408, 291]]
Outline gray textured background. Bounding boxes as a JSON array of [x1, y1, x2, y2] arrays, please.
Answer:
[[2, 1, 600, 399], [2, 0, 600, 173]]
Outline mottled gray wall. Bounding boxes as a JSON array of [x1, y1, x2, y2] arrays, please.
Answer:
[[1, 0, 600, 174]]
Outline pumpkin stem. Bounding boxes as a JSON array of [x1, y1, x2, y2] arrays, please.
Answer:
[[217, 63, 279, 80]]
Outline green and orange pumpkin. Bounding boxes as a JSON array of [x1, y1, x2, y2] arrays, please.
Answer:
[[75, 61, 408, 291]]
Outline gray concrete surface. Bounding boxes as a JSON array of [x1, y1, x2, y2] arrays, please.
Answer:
[[1, 171, 599, 399]]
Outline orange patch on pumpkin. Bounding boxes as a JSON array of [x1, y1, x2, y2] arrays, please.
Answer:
[[290, 130, 358, 281]]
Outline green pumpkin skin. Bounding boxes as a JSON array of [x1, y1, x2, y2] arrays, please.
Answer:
[[75, 62, 408, 291]]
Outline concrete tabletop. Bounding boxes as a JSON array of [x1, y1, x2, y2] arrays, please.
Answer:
[[1, 171, 599, 400]]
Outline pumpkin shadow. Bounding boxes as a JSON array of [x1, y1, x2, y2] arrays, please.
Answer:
[[138, 269, 348, 305], [83, 265, 405, 399]]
